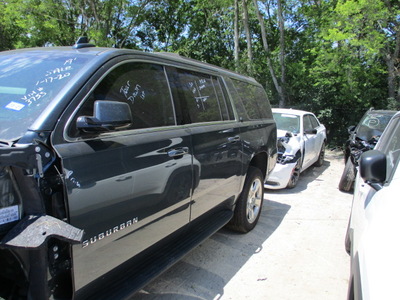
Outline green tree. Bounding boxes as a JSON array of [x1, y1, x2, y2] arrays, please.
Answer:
[[141, 0, 237, 67], [1, 0, 78, 47], [0, 0, 395, 146], [0, 0, 152, 48], [0, 0, 23, 50], [326, 0, 400, 106], [253, 0, 285, 107]]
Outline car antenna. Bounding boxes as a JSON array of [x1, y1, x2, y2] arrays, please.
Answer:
[[72, 37, 95, 49]]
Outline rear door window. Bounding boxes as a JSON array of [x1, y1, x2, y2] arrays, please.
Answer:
[[167, 68, 230, 124], [213, 77, 235, 121]]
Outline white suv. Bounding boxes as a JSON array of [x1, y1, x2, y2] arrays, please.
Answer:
[[346, 111, 400, 299]]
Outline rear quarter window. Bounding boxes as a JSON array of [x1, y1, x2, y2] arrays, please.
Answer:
[[309, 115, 320, 128], [230, 79, 272, 120], [303, 115, 314, 132]]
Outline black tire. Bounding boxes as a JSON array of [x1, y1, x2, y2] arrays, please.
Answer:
[[286, 156, 302, 189], [0, 250, 28, 300], [314, 141, 325, 167], [339, 158, 355, 192], [228, 166, 264, 233]]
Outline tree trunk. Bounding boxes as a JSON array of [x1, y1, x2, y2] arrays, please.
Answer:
[[384, 0, 400, 107], [253, 0, 284, 105], [242, 0, 253, 76], [384, 30, 400, 107], [394, 16, 400, 105], [234, 0, 240, 72], [386, 53, 396, 100], [277, 0, 286, 107]]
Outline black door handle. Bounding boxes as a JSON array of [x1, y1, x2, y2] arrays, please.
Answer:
[[228, 136, 240, 143]]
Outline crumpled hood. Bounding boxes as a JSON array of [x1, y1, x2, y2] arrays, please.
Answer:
[[277, 129, 301, 156], [277, 129, 291, 138]]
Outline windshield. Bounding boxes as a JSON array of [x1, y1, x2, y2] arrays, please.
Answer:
[[0, 51, 91, 141], [356, 112, 396, 141], [273, 112, 300, 134]]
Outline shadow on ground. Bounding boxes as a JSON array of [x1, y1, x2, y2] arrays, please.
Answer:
[[267, 158, 332, 195], [130, 155, 338, 299], [130, 199, 291, 300]]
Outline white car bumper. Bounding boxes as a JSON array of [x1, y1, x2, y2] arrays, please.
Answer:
[[265, 161, 297, 189]]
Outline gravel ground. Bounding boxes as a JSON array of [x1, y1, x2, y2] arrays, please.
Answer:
[[131, 150, 353, 300]]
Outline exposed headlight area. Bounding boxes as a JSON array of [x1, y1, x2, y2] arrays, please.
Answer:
[[277, 137, 299, 165], [349, 137, 378, 165], [278, 136, 290, 146], [277, 153, 297, 164], [0, 167, 22, 233]]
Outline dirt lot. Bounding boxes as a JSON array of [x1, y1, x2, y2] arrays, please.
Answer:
[[131, 150, 353, 300]]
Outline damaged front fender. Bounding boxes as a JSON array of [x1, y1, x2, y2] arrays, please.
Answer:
[[265, 131, 302, 189], [0, 141, 55, 178], [277, 131, 302, 164]]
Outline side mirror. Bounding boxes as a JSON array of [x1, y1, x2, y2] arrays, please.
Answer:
[[77, 100, 132, 132], [347, 125, 356, 134], [359, 149, 387, 191], [305, 129, 317, 135]]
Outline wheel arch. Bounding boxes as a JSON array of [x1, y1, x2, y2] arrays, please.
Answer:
[[0, 248, 29, 298], [228, 165, 264, 233], [248, 151, 268, 181]]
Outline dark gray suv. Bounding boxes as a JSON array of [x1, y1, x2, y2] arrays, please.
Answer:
[[0, 39, 277, 299]]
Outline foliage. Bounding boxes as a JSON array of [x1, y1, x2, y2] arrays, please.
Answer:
[[0, 0, 398, 146]]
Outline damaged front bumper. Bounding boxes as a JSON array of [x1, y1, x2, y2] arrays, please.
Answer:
[[265, 160, 298, 189], [348, 137, 378, 166], [0, 141, 83, 299], [265, 131, 301, 189]]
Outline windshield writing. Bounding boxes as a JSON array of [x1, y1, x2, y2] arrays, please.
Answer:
[[0, 52, 90, 141]]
